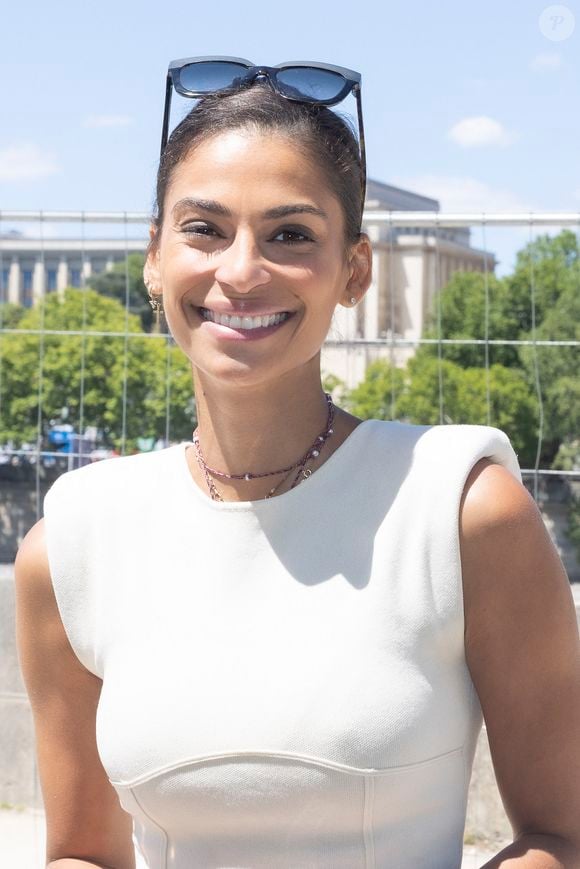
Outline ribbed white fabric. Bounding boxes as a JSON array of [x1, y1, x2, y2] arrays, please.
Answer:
[[43, 419, 522, 869]]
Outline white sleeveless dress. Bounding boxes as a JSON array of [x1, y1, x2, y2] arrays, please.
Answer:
[[42, 419, 522, 868]]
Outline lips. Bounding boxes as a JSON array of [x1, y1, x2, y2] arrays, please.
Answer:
[[197, 307, 293, 331]]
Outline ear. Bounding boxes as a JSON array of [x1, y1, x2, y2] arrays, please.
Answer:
[[339, 232, 373, 308], [143, 224, 162, 293]]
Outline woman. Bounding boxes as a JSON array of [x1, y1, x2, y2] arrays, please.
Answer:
[[15, 59, 580, 868]]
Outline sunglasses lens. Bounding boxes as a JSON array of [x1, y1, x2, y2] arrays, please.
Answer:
[[275, 67, 347, 102], [178, 61, 249, 94]]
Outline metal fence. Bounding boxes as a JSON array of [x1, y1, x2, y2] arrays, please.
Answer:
[[1, 209, 579, 519]]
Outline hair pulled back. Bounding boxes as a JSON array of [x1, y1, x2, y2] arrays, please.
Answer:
[[149, 82, 363, 252]]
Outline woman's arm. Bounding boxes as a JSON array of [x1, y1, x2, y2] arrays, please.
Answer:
[[14, 518, 136, 869], [460, 459, 580, 867]]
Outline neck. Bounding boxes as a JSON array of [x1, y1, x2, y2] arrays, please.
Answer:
[[191, 361, 333, 477]]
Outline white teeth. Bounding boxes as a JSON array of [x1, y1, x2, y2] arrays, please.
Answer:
[[200, 308, 289, 329]]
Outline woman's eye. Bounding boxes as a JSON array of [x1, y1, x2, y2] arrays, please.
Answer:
[[181, 223, 219, 238], [272, 229, 313, 245]]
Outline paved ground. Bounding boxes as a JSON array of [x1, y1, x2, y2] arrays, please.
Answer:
[[0, 807, 45, 868], [0, 807, 505, 868]]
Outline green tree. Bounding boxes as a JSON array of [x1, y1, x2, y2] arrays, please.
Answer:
[[343, 359, 406, 420], [421, 271, 522, 369], [506, 229, 580, 334], [517, 280, 580, 463], [0, 288, 195, 451], [343, 356, 538, 466], [87, 252, 153, 332], [400, 355, 537, 465], [321, 371, 347, 405], [0, 302, 26, 329], [416, 230, 579, 466]]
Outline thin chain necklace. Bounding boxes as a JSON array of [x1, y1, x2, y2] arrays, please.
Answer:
[[192, 393, 336, 501]]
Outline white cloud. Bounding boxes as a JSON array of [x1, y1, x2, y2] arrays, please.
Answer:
[[530, 52, 562, 70], [83, 114, 133, 129], [391, 174, 533, 213], [0, 143, 60, 182], [447, 116, 516, 148]]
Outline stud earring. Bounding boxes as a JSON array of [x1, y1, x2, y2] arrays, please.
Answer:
[[350, 297, 357, 305]]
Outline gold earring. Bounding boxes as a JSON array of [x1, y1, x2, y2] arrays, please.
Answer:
[[145, 281, 164, 328]]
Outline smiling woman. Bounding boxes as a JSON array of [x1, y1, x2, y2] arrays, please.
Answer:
[[14, 58, 580, 869], [144, 121, 368, 404]]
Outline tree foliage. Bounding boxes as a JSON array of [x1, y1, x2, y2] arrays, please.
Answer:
[[507, 229, 580, 333], [344, 356, 538, 466], [0, 302, 26, 329], [421, 271, 522, 368], [86, 252, 153, 332], [409, 230, 579, 465], [343, 359, 405, 420], [0, 288, 195, 451]]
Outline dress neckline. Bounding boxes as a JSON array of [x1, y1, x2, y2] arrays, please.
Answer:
[[173, 419, 376, 512]]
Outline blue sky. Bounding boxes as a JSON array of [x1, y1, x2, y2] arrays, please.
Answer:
[[1, 0, 579, 275]]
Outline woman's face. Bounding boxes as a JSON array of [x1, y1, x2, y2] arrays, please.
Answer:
[[146, 129, 371, 390]]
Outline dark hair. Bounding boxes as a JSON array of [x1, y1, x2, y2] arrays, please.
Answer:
[[148, 82, 363, 253]]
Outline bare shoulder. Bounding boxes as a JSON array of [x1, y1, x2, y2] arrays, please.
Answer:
[[15, 517, 88, 676], [458, 458, 580, 846], [460, 457, 537, 534], [458, 457, 576, 635], [14, 519, 136, 867], [15, 516, 50, 585], [15, 518, 68, 658]]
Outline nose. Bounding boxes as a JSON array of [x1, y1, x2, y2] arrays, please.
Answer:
[[213, 229, 271, 294]]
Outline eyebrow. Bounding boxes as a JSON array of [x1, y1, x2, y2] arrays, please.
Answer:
[[171, 198, 328, 221]]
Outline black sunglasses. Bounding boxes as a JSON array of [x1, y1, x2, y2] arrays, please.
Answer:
[[160, 56, 367, 223]]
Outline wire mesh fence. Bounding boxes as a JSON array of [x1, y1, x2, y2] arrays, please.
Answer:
[[1, 209, 579, 519]]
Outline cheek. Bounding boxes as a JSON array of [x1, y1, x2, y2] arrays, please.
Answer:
[[291, 251, 347, 299], [160, 242, 210, 287]]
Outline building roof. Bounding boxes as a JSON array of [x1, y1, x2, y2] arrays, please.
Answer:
[[365, 179, 439, 212]]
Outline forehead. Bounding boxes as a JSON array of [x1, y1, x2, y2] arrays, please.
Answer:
[[165, 129, 341, 215]]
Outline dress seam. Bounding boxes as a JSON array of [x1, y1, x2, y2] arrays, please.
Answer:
[[363, 774, 376, 869], [110, 745, 465, 788], [130, 785, 169, 869]]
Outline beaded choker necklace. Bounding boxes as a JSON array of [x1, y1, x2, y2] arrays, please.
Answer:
[[191, 393, 336, 501]]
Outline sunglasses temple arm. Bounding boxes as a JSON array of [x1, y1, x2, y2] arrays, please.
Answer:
[[354, 86, 367, 228], [160, 74, 173, 157]]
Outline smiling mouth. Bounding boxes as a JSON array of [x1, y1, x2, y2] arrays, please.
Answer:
[[197, 307, 294, 330]]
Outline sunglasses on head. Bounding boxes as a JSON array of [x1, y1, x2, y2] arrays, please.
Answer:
[[160, 56, 367, 222]]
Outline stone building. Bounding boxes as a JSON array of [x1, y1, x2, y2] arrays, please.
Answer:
[[0, 231, 142, 306]]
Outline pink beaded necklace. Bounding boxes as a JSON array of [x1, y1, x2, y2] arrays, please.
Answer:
[[191, 393, 336, 501]]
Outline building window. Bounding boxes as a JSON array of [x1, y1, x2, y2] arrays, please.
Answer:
[[1, 267, 9, 294], [70, 268, 81, 287], [47, 268, 58, 291], [22, 269, 33, 306]]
